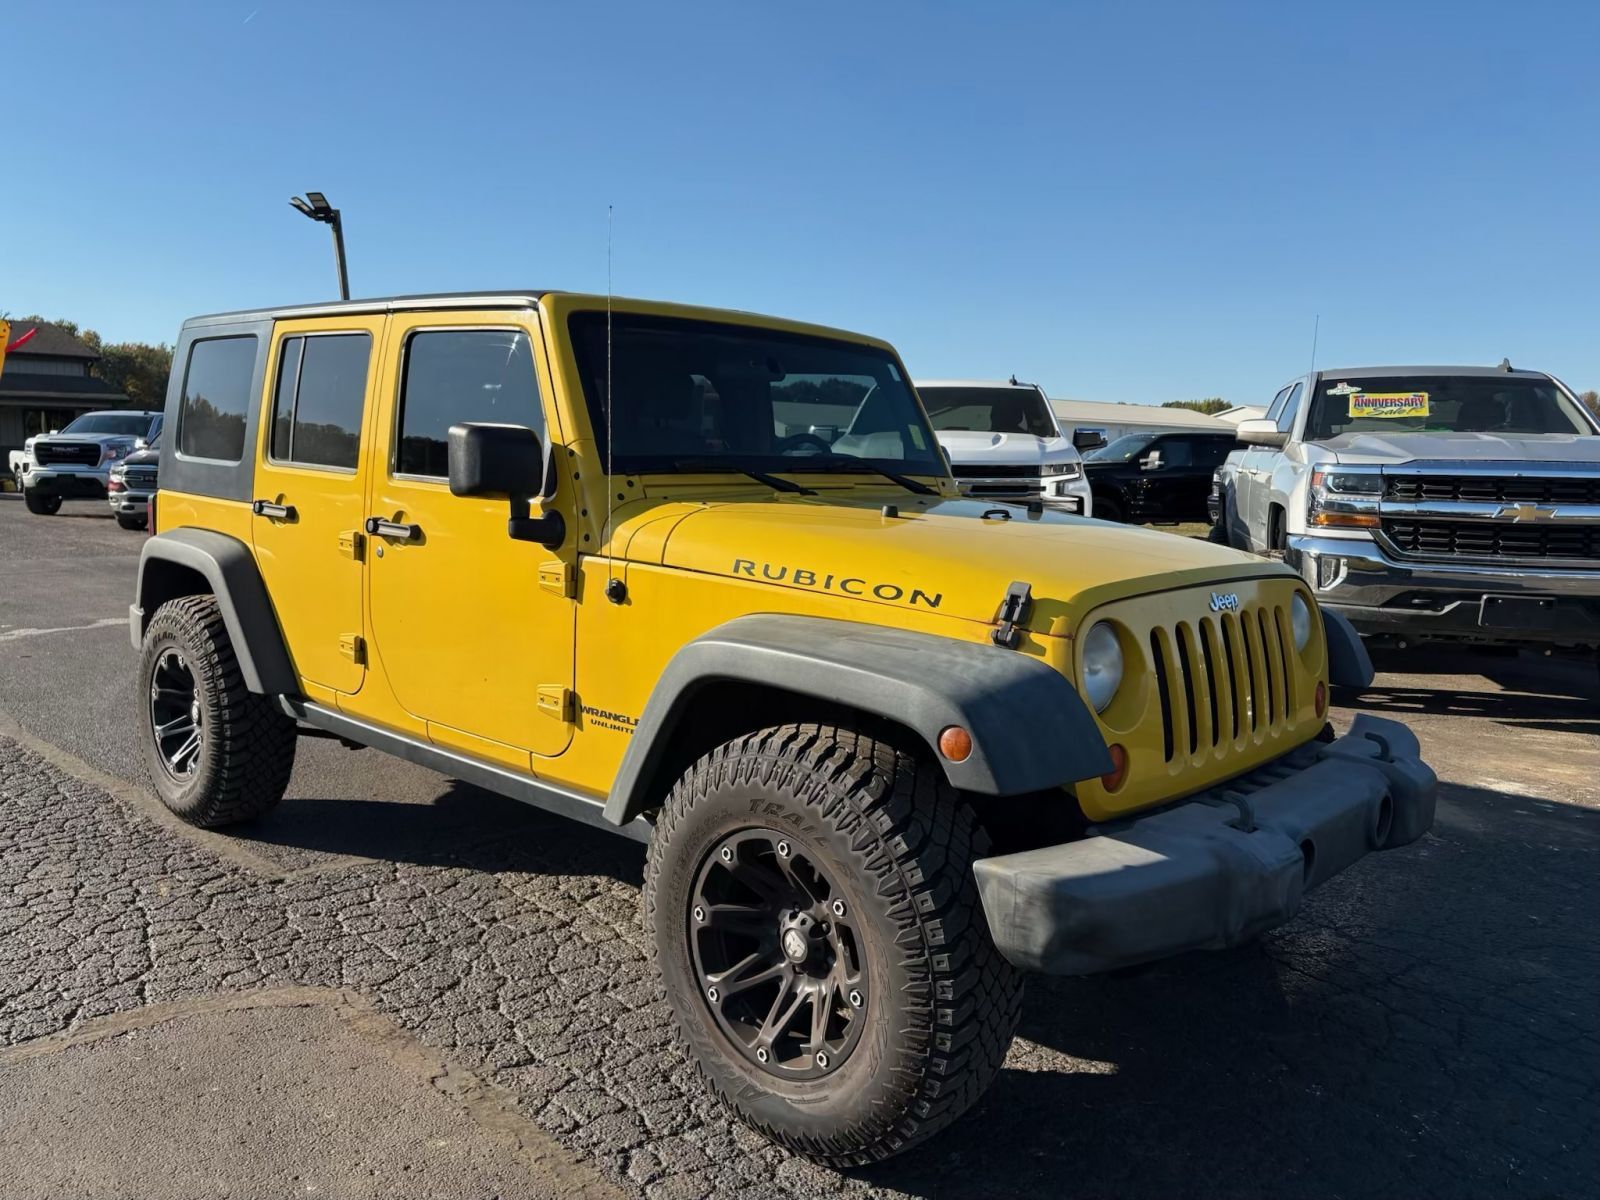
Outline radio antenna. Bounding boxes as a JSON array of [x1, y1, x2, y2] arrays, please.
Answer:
[[604, 205, 626, 604], [1308, 314, 1320, 375]]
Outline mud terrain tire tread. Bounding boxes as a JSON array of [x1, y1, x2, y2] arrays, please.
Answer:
[[139, 594, 296, 827], [644, 722, 1022, 1167]]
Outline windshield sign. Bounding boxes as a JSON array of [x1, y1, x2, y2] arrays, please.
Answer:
[[919, 386, 1059, 439], [569, 313, 945, 477], [60, 412, 151, 437], [1308, 376, 1591, 438]]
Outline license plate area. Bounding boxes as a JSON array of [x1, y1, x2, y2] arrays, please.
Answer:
[[1479, 594, 1557, 630]]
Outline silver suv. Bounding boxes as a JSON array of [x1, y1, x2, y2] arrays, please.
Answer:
[[1218, 364, 1600, 649]]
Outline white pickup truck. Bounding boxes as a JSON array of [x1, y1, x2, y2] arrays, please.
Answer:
[[1215, 363, 1600, 649], [915, 378, 1100, 515]]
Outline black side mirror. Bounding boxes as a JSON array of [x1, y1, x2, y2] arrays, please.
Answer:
[[447, 422, 564, 547], [1072, 429, 1107, 453]]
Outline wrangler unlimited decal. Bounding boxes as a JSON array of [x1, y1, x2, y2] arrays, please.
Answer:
[[731, 558, 943, 609]]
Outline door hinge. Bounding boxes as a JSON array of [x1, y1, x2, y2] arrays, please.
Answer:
[[538, 561, 576, 598], [339, 634, 367, 665], [537, 685, 576, 722], [338, 529, 365, 561]]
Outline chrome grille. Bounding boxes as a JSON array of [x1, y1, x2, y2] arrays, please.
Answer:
[[1387, 474, 1600, 505], [1149, 603, 1294, 763], [122, 467, 158, 491], [950, 463, 1043, 479]]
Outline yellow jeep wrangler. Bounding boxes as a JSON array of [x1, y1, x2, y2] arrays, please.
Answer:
[[130, 291, 1435, 1164]]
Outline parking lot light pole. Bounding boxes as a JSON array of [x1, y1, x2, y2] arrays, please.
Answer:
[[289, 191, 350, 300]]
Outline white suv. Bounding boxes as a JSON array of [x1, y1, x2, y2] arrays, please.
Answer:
[[916, 379, 1096, 515]]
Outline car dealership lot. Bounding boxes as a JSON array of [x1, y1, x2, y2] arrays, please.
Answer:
[[1, 496, 1596, 1199]]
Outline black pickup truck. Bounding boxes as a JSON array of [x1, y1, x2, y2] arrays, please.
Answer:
[[1084, 430, 1237, 524]]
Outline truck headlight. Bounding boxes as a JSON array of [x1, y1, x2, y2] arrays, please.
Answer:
[[1308, 467, 1381, 528], [1052, 461, 1081, 480], [1081, 622, 1124, 713], [1291, 593, 1312, 652]]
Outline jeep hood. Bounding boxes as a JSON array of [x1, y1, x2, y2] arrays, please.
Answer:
[[935, 431, 1081, 468], [650, 494, 1280, 635], [1320, 430, 1600, 465]]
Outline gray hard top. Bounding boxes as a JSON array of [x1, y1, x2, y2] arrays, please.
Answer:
[[181, 290, 552, 330], [1316, 364, 1553, 381]]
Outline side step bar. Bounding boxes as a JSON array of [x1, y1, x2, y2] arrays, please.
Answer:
[[280, 698, 653, 844]]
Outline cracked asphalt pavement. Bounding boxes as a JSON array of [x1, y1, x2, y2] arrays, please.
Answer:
[[1, 494, 1596, 1198]]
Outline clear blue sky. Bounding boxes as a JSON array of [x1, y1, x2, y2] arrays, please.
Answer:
[[6, 0, 1596, 405]]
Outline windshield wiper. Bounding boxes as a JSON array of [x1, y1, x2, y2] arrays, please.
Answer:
[[668, 458, 817, 496], [798, 457, 939, 496]]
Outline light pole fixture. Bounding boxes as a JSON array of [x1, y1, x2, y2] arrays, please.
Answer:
[[289, 191, 350, 301]]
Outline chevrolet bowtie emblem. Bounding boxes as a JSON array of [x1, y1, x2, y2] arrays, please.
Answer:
[[1494, 503, 1557, 522]]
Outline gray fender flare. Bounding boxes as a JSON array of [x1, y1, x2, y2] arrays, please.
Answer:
[[1322, 607, 1374, 689], [129, 529, 297, 695], [603, 614, 1112, 826]]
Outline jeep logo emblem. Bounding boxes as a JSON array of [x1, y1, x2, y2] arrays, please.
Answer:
[[1209, 592, 1241, 613]]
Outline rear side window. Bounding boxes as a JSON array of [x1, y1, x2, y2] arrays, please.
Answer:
[[177, 336, 257, 462], [270, 333, 371, 470], [396, 329, 541, 477]]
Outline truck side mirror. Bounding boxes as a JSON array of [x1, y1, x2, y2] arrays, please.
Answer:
[[447, 422, 564, 547], [1235, 418, 1288, 449], [1072, 429, 1107, 453]]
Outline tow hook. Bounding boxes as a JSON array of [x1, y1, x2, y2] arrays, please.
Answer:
[[991, 580, 1033, 649]]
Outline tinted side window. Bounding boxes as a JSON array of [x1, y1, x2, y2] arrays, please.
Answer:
[[178, 336, 257, 462], [397, 329, 541, 477], [270, 333, 370, 469], [1193, 437, 1232, 468], [1158, 438, 1194, 467], [1277, 382, 1305, 433]]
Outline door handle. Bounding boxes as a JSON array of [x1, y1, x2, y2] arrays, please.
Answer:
[[251, 499, 297, 521], [364, 516, 422, 542]]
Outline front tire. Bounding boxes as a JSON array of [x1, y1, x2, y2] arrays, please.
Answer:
[[137, 595, 297, 827], [645, 723, 1022, 1166], [24, 489, 61, 515], [1094, 494, 1124, 523]]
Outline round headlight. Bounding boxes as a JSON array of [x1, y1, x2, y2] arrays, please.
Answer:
[[1291, 593, 1313, 652], [1081, 622, 1124, 713]]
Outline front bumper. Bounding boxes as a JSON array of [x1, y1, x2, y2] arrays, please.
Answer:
[[1288, 532, 1600, 647], [972, 714, 1435, 975], [108, 489, 153, 516], [26, 465, 111, 499]]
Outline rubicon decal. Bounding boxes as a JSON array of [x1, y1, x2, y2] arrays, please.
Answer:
[[732, 559, 943, 609]]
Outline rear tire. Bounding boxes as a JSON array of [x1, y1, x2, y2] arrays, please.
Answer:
[[645, 723, 1022, 1166], [24, 490, 61, 515], [138, 595, 297, 827], [116, 513, 149, 531]]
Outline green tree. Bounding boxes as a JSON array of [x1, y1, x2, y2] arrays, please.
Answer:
[[1161, 397, 1230, 415], [1579, 390, 1599, 420]]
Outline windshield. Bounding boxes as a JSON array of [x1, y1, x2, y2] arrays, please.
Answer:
[[59, 412, 152, 437], [569, 313, 945, 476], [1086, 433, 1155, 462], [1306, 376, 1592, 439], [918, 386, 1059, 439]]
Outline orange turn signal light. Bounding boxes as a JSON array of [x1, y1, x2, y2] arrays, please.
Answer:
[[1100, 743, 1129, 792], [1310, 511, 1379, 528], [938, 725, 973, 763]]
